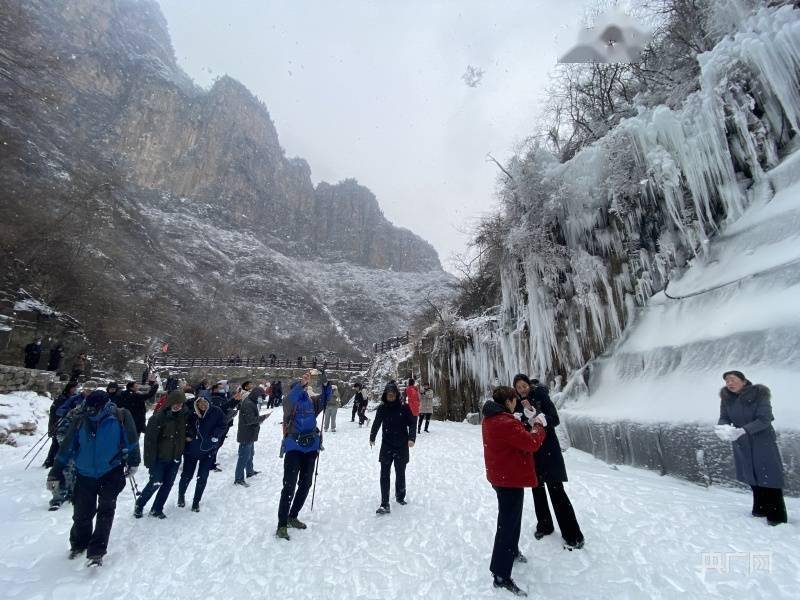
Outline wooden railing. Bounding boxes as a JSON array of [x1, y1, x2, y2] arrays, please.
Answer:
[[372, 331, 410, 354], [152, 355, 370, 372]]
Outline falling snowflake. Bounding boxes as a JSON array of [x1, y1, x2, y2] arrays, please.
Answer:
[[462, 65, 484, 88]]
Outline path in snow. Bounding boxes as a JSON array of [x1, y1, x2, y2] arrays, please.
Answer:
[[0, 396, 797, 600]]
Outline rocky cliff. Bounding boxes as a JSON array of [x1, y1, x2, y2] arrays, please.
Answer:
[[0, 0, 453, 364]]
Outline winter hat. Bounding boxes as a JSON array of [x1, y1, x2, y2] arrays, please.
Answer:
[[82, 380, 99, 391], [167, 390, 187, 406], [84, 390, 109, 410], [381, 382, 400, 403], [722, 370, 747, 382]]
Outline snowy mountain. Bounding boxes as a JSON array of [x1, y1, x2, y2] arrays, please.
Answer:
[[0, 0, 455, 361]]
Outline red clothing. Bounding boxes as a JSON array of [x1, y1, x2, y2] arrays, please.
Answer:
[[405, 385, 421, 416], [482, 407, 546, 488]]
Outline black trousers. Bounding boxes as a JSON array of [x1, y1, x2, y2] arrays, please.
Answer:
[[351, 403, 358, 421], [532, 480, 583, 545], [70, 466, 126, 557], [751, 486, 788, 523], [417, 414, 431, 432], [490, 486, 524, 580], [45, 437, 60, 466], [278, 450, 318, 527], [179, 453, 214, 506], [379, 456, 407, 505]]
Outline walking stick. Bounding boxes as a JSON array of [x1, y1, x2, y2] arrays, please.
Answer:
[[23, 412, 68, 460], [24, 441, 48, 470], [310, 450, 321, 511]]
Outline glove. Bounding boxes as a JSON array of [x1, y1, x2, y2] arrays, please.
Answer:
[[125, 466, 138, 478], [523, 408, 536, 421], [533, 413, 548, 428], [46, 478, 60, 493], [211, 437, 219, 443]]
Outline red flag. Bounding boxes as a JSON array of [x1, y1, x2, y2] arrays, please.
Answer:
[[161, 343, 169, 353]]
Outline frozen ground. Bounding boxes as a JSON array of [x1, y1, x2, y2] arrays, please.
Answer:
[[0, 393, 798, 600]]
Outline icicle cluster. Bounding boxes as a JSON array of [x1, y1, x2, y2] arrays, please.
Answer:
[[428, 5, 800, 396]]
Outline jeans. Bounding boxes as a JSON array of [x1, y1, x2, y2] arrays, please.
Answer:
[[323, 407, 338, 431], [179, 452, 214, 505], [490, 486, 524, 580], [137, 459, 181, 514], [70, 465, 126, 557], [380, 456, 407, 505], [532, 480, 583, 545], [235, 442, 255, 481], [278, 450, 317, 527]]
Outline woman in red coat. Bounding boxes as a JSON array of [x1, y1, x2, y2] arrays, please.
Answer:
[[404, 377, 421, 429], [482, 386, 547, 597]]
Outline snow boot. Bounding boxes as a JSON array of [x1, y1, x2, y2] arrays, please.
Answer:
[[534, 528, 553, 540], [376, 504, 391, 515], [49, 499, 62, 512], [396, 499, 408, 506], [212, 464, 222, 472], [492, 576, 527, 597], [514, 552, 528, 564], [246, 470, 260, 478], [149, 510, 167, 519], [191, 503, 200, 513], [564, 538, 585, 551], [86, 556, 103, 568], [287, 517, 307, 529], [276, 526, 291, 541], [234, 479, 250, 488], [133, 504, 143, 519], [177, 495, 186, 508], [69, 548, 85, 560]]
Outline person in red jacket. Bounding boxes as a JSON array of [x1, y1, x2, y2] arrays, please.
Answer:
[[482, 386, 547, 597], [404, 377, 421, 430]]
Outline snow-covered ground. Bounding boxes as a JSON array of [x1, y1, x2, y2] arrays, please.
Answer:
[[0, 393, 798, 599]]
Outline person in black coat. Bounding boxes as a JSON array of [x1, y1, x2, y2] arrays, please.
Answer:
[[116, 380, 159, 437], [47, 344, 65, 372], [369, 381, 416, 514], [513, 374, 584, 549], [178, 396, 226, 511], [24, 338, 43, 369]]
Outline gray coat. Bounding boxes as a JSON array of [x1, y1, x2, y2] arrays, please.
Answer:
[[420, 389, 434, 414], [718, 383, 784, 489], [237, 396, 261, 444]]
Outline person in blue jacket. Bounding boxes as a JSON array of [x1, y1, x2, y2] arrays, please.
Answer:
[[46, 390, 140, 567], [43, 381, 81, 469], [178, 395, 226, 511], [276, 371, 326, 540]]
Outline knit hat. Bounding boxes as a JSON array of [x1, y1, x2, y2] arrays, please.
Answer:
[[722, 370, 747, 382], [167, 390, 186, 406], [82, 380, 99, 391], [85, 390, 109, 410], [381, 381, 400, 403]]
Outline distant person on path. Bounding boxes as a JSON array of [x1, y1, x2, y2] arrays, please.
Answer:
[[47, 343, 65, 372], [24, 338, 43, 369], [418, 383, 434, 433], [276, 371, 325, 540], [46, 390, 140, 566], [43, 381, 81, 477], [234, 385, 269, 487], [323, 383, 340, 432], [482, 386, 547, 597], [370, 381, 416, 515], [179, 394, 225, 511], [70, 352, 88, 380], [351, 382, 361, 422], [715, 370, 787, 525], [513, 374, 584, 550], [134, 391, 189, 519], [404, 377, 421, 431], [271, 380, 283, 409]]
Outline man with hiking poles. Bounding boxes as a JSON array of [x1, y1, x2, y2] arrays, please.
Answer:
[[276, 370, 327, 540], [46, 389, 140, 567]]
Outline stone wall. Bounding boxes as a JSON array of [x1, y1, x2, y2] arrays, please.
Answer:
[[563, 414, 800, 497], [0, 364, 61, 395]]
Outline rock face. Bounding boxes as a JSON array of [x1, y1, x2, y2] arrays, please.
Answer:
[[0, 0, 454, 361]]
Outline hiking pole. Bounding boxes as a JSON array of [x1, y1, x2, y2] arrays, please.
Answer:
[[24, 441, 48, 470], [22, 412, 68, 459], [128, 473, 141, 497], [310, 450, 321, 511]]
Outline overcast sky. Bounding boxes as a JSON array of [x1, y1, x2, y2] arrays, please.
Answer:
[[156, 0, 588, 270]]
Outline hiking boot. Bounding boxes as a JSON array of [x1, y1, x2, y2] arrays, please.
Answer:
[[514, 552, 528, 563], [376, 505, 391, 515], [149, 510, 167, 520], [212, 464, 222, 472], [133, 504, 143, 519], [86, 555, 104, 568], [48, 499, 62, 512], [396, 499, 408, 505], [246, 470, 260, 478], [276, 526, 291, 540], [191, 503, 200, 513], [534, 528, 553, 540], [564, 538, 585, 550], [177, 496, 186, 508], [234, 479, 250, 488], [288, 517, 307, 529], [493, 575, 527, 596], [69, 548, 85, 560]]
